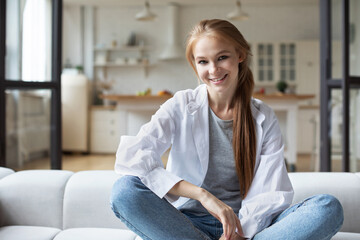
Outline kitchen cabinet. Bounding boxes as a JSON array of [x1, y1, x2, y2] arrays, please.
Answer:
[[252, 40, 322, 156], [90, 107, 126, 153], [251, 42, 297, 87], [295, 40, 320, 105]]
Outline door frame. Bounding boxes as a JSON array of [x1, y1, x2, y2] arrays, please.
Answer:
[[320, 0, 360, 171], [0, 0, 63, 169]]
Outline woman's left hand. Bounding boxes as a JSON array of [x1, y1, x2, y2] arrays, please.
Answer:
[[198, 190, 243, 240], [219, 232, 245, 240]]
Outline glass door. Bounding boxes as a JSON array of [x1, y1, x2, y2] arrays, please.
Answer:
[[0, 0, 62, 170], [320, 0, 360, 172]]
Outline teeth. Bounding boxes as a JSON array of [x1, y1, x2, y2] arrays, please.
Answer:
[[211, 75, 225, 82]]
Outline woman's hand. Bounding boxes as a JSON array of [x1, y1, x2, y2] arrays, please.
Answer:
[[168, 181, 244, 239], [219, 232, 245, 240], [198, 190, 244, 240]]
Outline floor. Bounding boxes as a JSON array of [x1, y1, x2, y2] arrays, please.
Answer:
[[16, 153, 329, 172]]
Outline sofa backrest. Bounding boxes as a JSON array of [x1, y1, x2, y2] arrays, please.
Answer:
[[289, 172, 360, 234], [0, 170, 73, 228], [62, 170, 127, 230]]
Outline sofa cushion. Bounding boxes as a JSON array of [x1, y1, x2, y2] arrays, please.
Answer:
[[63, 170, 126, 229], [0, 226, 61, 240], [332, 232, 360, 240], [0, 167, 14, 180], [53, 228, 137, 240], [289, 172, 360, 234], [0, 170, 73, 228]]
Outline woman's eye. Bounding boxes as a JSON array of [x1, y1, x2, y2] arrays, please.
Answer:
[[198, 60, 207, 64], [218, 55, 228, 61]]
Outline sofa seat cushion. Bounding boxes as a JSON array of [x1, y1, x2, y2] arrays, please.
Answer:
[[0, 226, 61, 240], [332, 232, 360, 240], [53, 228, 137, 240]]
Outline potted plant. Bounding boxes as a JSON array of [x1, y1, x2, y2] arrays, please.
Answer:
[[276, 80, 288, 93]]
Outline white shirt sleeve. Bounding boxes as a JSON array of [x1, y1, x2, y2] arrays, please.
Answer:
[[239, 109, 294, 239], [114, 99, 183, 200]]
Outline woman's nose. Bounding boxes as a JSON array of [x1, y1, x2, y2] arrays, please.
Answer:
[[209, 62, 219, 75]]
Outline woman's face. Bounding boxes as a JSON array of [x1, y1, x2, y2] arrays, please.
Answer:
[[193, 36, 243, 100]]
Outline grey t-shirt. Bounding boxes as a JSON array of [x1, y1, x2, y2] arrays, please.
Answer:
[[178, 107, 242, 215]]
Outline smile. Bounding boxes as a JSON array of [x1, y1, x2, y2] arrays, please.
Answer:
[[210, 74, 227, 83]]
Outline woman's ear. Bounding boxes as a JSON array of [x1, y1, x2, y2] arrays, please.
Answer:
[[237, 51, 245, 63]]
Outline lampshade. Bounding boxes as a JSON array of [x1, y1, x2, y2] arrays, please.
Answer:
[[135, 1, 157, 21], [227, 0, 249, 21]]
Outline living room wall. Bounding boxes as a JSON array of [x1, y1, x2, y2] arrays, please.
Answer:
[[63, 2, 321, 95]]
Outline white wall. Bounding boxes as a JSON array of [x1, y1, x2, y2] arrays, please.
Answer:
[[63, 4, 82, 68], [63, 2, 320, 95]]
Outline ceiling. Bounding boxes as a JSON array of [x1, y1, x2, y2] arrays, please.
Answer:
[[63, 0, 317, 7]]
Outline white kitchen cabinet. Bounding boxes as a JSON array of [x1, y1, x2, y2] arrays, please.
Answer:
[[295, 40, 320, 106], [252, 40, 321, 155], [90, 107, 126, 153], [252, 42, 297, 87]]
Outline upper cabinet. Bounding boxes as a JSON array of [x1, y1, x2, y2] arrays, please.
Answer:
[[251, 40, 322, 105], [251, 42, 297, 86]]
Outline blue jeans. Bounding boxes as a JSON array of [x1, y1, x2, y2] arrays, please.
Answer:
[[110, 176, 343, 240]]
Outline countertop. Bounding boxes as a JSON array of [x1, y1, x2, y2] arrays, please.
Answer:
[[100, 93, 315, 101]]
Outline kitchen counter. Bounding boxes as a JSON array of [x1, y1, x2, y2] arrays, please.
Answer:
[[253, 93, 314, 101], [99, 94, 172, 101], [100, 93, 314, 102]]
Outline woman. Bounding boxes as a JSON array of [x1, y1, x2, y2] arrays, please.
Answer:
[[111, 19, 343, 240]]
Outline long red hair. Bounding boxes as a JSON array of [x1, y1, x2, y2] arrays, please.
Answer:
[[186, 19, 256, 198]]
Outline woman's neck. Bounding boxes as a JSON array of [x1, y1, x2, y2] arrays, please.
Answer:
[[208, 95, 233, 120]]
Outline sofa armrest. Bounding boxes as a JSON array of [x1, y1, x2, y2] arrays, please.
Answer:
[[0, 167, 15, 180], [289, 172, 360, 234]]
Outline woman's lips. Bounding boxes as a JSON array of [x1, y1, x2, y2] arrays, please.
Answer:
[[210, 74, 227, 84]]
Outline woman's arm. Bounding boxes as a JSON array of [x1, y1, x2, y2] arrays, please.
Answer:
[[169, 180, 244, 240]]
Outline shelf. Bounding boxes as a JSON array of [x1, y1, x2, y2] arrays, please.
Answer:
[[94, 46, 150, 52], [94, 62, 153, 68]]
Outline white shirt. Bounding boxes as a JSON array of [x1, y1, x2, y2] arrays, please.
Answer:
[[115, 84, 294, 238]]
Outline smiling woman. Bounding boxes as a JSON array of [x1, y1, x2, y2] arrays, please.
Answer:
[[110, 19, 343, 240], [192, 37, 242, 116]]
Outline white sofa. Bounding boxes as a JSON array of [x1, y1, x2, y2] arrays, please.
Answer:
[[0, 167, 359, 240]]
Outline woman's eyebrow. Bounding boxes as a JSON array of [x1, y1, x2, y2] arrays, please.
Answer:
[[195, 50, 232, 61], [217, 50, 232, 55]]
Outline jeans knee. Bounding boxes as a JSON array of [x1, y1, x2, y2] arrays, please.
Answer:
[[110, 175, 143, 215], [314, 194, 344, 228]]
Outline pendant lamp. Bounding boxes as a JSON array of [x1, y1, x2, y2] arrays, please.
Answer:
[[136, 0, 157, 21], [227, 0, 249, 21]]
